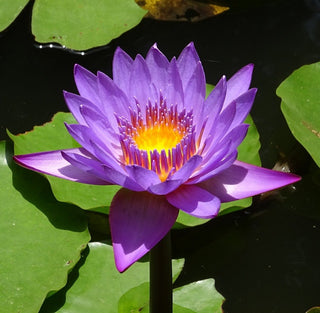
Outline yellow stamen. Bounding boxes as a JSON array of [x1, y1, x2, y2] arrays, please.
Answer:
[[133, 124, 183, 152]]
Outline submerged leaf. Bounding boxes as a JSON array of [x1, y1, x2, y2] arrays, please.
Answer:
[[135, 0, 229, 21]]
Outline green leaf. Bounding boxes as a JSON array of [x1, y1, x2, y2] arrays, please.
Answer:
[[0, 0, 30, 32], [45, 242, 183, 313], [9, 112, 120, 213], [118, 282, 197, 313], [118, 283, 149, 313], [173, 279, 224, 313], [277, 62, 320, 167], [32, 0, 146, 51], [0, 141, 90, 313], [118, 278, 224, 313]]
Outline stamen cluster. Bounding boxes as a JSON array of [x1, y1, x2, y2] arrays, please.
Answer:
[[117, 96, 197, 181]]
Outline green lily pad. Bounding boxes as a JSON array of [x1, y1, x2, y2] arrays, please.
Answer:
[[42, 242, 184, 313], [0, 0, 30, 32], [118, 278, 224, 313], [277, 62, 320, 167], [173, 279, 224, 313], [32, 0, 146, 51], [0, 141, 90, 313], [9, 112, 120, 213]]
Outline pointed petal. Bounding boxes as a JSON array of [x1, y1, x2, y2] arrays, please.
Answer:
[[177, 42, 200, 90], [65, 123, 121, 170], [146, 43, 170, 91], [63, 91, 102, 125], [228, 88, 257, 130], [166, 185, 220, 218], [13, 148, 107, 184], [97, 71, 131, 126], [110, 189, 178, 272], [74, 64, 101, 106], [198, 76, 226, 146], [224, 64, 254, 109], [112, 47, 133, 93], [166, 57, 184, 109], [79, 105, 120, 148], [129, 54, 155, 107], [125, 165, 161, 190], [183, 61, 206, 120], [201, 160, 301, 202], [61, 150, 128, 186]]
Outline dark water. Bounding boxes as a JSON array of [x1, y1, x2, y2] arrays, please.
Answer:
[[1, 1, 320, 312]]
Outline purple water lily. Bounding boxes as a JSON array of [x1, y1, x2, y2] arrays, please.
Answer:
[[14, 43, 300, 272]]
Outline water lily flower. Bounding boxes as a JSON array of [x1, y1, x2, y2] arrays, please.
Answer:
[[14, 43, 300, 272]]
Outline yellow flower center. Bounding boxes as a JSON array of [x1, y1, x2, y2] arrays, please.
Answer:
[[117, 98, 197, 182], [133, 124, 184, 153]]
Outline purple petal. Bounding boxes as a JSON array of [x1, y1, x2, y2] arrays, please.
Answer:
[[190, 150, 238, 185], [65, 123, 121, 170], [129, 54, 156, 107], [148, 179, 183, 195], [63, 91, 102, 126], [74, 65, 101, 106], [224, 64, 254, 109], [169, 155, 202, 183], [177, 42, 201, 90], [165, 57, 184, 110], [100, 165, 144, 192], [146, 43, 170, 91], [198, 76, 226, 146], [79, 105, 120, 148], [61, 150, 132, 187], [201, 99, 236, 156], [110, 188, 178, 272], [202, 124, 249, 164], [125, 165, 161, 190], [112, 47, 133, 94], [200, 160, 301, 202], [14, 148, 107, 184], [183, 61, 206, 120], [166, 185, 220, 218], [227, 88, 257, 130], [97, 71, 131, 126]]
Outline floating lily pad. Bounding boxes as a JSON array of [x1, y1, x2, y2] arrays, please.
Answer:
[[173, 279, 224, 313], [118, 280, 223, 313], [0, 141, 90, 313], [277, 62, 320, 167], [32, 0, 146, 51], [42, 242, 184, 313], [0, 0, 29, 32]]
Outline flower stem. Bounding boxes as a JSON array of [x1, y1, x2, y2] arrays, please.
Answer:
[[149, 231, 172, 313]]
